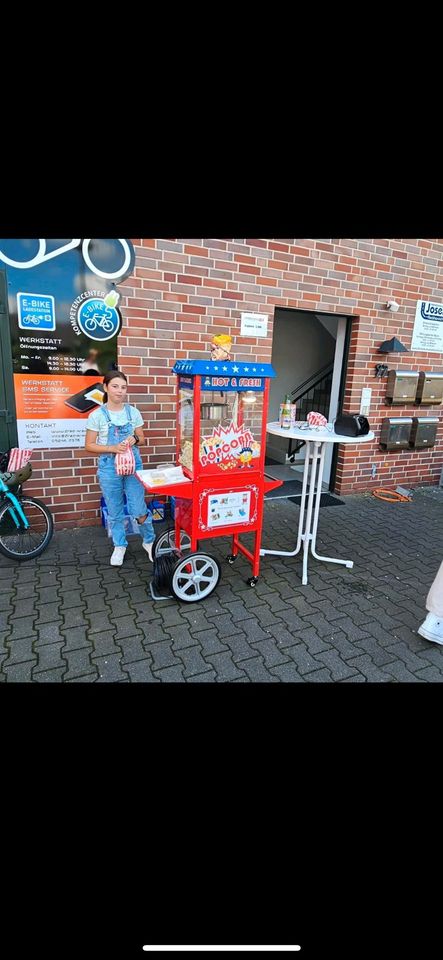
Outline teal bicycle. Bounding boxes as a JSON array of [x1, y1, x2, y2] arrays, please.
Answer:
[[0, 459, 53, 561]]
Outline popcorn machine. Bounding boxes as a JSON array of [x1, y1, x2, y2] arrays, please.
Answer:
[[139, 359, 282, 602]]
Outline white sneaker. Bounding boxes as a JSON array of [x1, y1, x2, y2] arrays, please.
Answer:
[[110, 546, 126, 566], [142, 541, 154, 561], [417, 612, 443, 645]]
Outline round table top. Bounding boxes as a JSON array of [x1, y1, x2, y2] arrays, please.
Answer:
[[266, 421, 375, 444]]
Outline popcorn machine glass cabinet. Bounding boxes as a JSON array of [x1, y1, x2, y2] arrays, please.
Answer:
[[178, 388, 194, 472], [199, 388, 263, 475]]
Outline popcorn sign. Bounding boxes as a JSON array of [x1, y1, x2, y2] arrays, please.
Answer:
[[200, 420, 260, 468]]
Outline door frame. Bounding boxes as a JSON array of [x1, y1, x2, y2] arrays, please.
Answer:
[[328, 315, 352, 492], [0, 269, 18, 452]]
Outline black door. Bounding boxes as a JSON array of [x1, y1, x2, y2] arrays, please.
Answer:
[[0, 269, 18, 454]]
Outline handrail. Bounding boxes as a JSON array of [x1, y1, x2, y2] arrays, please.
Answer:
[[291, 362, 333, 402]]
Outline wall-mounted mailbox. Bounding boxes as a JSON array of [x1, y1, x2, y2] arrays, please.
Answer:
[[380, 418, 413, 450], [409, 417, 439, 449], [385, 370, 419, 405], [415, 372, 443, 405]]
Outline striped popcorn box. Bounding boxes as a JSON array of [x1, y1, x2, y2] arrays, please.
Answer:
[[307, 411, 327, 428], [7, 448, 32, 471], [115, 445, 136, 475]]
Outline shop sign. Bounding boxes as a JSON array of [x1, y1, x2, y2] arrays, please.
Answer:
[[0, 238, 135, 448], [411, 299, 443, 352]]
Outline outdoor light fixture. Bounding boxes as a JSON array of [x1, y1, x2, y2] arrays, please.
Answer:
[[378, 337, 408, 354], [385, 300, 400, 312], [242, 390, 257, 404]]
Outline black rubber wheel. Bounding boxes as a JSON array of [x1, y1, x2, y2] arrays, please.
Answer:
[[153, 528, 191, 558], [247, 576, 258, 587], [170, 552, 221, 603], [226, 554, 237, 564], [0, 496, 53, 560]]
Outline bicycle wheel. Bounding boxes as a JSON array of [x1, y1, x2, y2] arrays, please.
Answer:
[[0, 497, 53, 560]]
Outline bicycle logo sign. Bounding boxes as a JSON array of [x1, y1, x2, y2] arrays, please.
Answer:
[[0, 238, 134, 282], [76, 297, 121, 341]]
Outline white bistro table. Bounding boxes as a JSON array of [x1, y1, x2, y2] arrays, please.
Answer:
[[262, 422, 374, 585]]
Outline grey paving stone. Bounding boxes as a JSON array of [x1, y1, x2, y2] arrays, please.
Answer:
[[34, 602, 62, 625], [4, 661, 35, 681], [250, 637, 290, 668], [63, 648, 98, 681], [305, 667, 334, 682], [270, 662, 306, 682], [118, 636, 150, 664], [95, 653, 130, 682], [313, 650, 360, 681], [34, 642, 67, 672], [5, 617, 37, 641], [205, 651, 248, 682], [345, 654, 397, 682], [10, 597, 38, 618], [282, 642, 325, 676], [61, 626, 92, 652], [177, 645, 213, 677], [413, 666, 443, 682], [353, 635, 398, 667], [154, 665, 185, 682], [380, 661, 426, 682], [192, 629, 229, 657], [187, 671, 218, 682], [222, 634, 259, 662], [147, 640, 182, 671], [240, 656, 280, 682], [125, 659, 160, 682], [4, 633, 36, 666], [33, 668, 65, 682], [90, 632, 124, 658]]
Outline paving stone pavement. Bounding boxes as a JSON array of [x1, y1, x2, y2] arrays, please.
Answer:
[[1, 486, 443, 682]]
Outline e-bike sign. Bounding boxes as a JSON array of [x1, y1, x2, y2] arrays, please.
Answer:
[[0, 238, 135, 449], [17, 292, 55, 332]]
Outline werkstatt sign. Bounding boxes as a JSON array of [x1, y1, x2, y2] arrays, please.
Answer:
[[411, 300, 443, 352], [240, 312, 268, 337]]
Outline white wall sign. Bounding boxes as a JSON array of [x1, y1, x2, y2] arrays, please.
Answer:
[[240, 312, 268, 337], [360, 387, 372, 416], [411, 300, 443, 353]]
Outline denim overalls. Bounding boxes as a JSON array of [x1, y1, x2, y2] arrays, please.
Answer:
[[98, 404, 154, 548]]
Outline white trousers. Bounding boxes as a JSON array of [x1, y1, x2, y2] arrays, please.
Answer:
[[426, 560, 443, 617]]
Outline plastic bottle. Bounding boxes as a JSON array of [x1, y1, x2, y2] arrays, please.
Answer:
[[280, 394, 292, 429]]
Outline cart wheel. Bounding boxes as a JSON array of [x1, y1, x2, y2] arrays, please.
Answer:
[[171, 552, 221, 603], [226, 554, 237, 564], [153, 528, 191, 558], [247, 576, 258, 587]]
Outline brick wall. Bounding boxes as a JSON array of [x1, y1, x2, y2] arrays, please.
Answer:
[[23, 238, 443, 525]]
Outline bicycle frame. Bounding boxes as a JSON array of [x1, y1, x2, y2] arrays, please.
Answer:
[[0, 477, 29, 529], [0, 239, 133, 281]]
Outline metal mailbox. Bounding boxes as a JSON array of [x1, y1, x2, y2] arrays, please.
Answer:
[[385, 370, 419, 405], [380, 418, 413, 450], [409, 417, 439, 449], [415, 371, 443, 405]]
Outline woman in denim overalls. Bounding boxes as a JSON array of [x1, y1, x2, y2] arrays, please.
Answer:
[[85, 371, 155, 566]]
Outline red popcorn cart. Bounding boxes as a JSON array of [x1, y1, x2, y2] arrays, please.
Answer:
[[137, 359, 282, 603]]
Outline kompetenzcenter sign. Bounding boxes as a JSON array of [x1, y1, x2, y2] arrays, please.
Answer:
[[0, 239, 135, 449]]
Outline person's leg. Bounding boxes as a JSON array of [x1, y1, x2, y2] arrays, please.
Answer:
[[425, 561, 443, 617], [124, 475, 155, 546], [418, 561, 443, 644], [98, 465, 128, 548]]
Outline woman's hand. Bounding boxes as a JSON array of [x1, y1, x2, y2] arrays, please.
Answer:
[[112, 441, 130, 453], [126, 435, 137, 446]]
